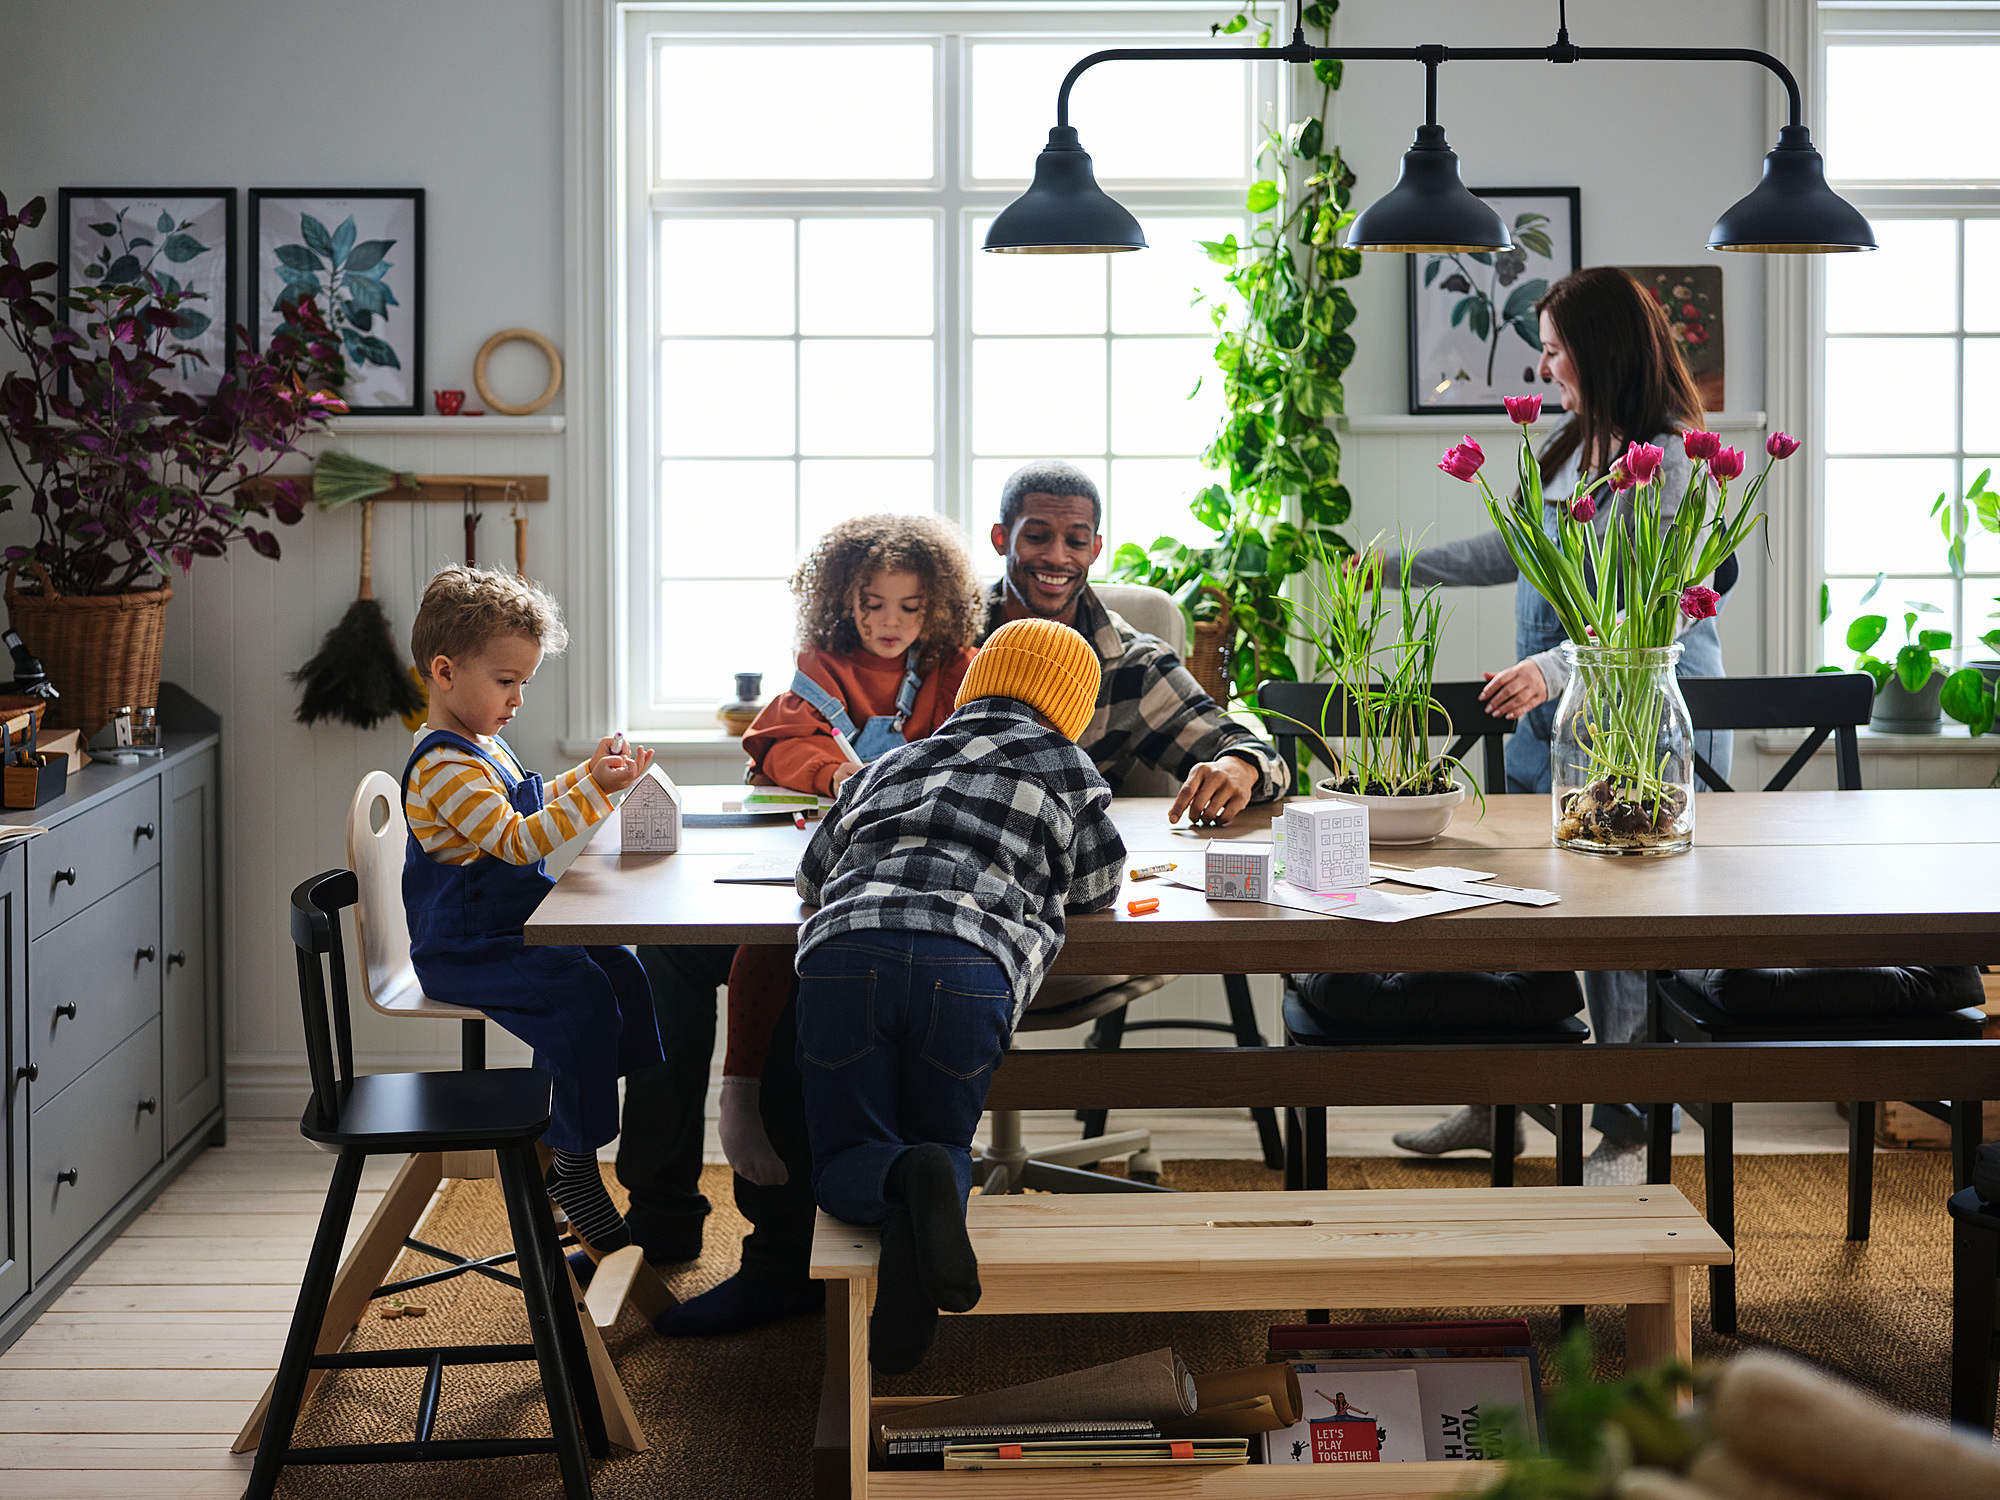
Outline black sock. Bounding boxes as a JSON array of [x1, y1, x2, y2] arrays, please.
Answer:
[[886, 1143, 980, 1313], [544, 1151, 630, 1254], [868, 1208, 939, 1376]]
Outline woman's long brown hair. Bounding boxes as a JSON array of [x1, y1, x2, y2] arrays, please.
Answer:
[[1534, 267, 1704, 485]]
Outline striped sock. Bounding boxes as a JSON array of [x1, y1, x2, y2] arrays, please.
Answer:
[[543, 1151, 630, 1254]]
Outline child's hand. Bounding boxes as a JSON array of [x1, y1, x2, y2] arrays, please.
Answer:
[[829, 761, 862, 793], [590, 734, 653, 794]]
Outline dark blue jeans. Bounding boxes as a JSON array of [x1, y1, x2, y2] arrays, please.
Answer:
[[796, 930, 1014, 1227]]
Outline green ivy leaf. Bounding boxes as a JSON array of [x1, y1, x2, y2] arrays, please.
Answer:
[[1290, 117, 1324, 160], [1845, 614, 1888, 653], [1192, 483, 1231, 532], [1311, 58, 1343, 88], [1820, 582, 1830, 624], [1302, 1, 1338, 27], [1245, 180, 1280, 214], [1218, 13, 1247, 33]]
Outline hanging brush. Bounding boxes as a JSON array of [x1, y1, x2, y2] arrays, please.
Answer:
[[290, 498, 428, 729], [309, 450, 517, 512]]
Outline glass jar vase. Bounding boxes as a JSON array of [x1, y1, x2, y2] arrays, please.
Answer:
[[1549, 642, 1695, 856]]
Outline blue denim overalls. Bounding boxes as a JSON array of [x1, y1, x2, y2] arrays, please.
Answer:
[[787, 650, 923, 761], [401, 730, 663, 1154]]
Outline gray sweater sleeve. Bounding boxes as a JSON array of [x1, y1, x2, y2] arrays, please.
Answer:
[[1380, 527, 1519, 588]]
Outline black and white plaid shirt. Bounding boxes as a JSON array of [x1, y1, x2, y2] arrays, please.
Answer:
[[794, 697, 1127, 1022], [981, 583, 1285, 801]]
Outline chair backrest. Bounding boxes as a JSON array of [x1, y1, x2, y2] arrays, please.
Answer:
[[1679, 672, 1872, 792], [1089, 582, 1184, 797], [291, 868, 361, 1130], [346, 771, 481, 1020], [1255, 680, 1515, 796]]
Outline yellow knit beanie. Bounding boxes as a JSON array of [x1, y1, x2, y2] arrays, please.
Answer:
[[956, 618, 1101, 741]]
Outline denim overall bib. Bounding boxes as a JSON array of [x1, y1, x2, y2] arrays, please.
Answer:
[[788, 650, 923, 761], [400, 730, 661, 1153]]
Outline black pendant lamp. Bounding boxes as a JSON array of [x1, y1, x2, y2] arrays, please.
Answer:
[[1708, 124, 1876, 254], [1343, 123, 1511, 254], [984, 126, 1146, 254]]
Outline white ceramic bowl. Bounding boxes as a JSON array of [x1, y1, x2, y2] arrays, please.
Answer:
[[1310, 780, 1465, 846]]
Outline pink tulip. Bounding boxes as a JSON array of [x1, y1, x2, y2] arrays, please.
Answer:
[[1708, 447, 1746, 482], [1680, 585, 1721, 621], [1683, 430, 1722, 461], [1607, 457, 1637, 493], [1767, 431, 1800, 460], [1437, 437, 1486, 482], [1503, 394, 1543, 425], [1569, 493, 1597, 523], [1624, 441, 1665, 485]]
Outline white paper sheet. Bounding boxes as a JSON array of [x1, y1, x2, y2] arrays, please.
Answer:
[[1162, 874, 1497, 924], [1369, 865, 1560, 907]]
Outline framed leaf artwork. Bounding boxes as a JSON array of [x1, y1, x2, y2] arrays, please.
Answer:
[[1406, 187, 1580, 415], [250, 188, 425, 415], [58, 188, 237, 399]]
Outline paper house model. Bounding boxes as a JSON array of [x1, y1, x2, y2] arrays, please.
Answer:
[[1282, 797, 1370, 892], [620, 764, 682, 853], [1205, 840, 1274, 902]]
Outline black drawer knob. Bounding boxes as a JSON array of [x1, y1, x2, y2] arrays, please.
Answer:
[[13, 1064, 34, 1083], [136, 823, 156, 840], [137, 946, 157, 963], [53, 1003, 77, 1021], [138, 1096, 158, 1114], [56, 1169, 77, 1187], [53, 868, 76, 886], [167, 950, 187, 969]]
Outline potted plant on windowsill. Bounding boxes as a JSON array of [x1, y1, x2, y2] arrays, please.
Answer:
[[1830, 580, 1952, 734], [0, 193, 343, 733]]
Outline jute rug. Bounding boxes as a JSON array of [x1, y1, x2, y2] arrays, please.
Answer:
[[274, 1151, 1987, 1498]]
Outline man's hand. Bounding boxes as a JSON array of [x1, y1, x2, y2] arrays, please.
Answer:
[[1480, 659, 1550, 720], [590, 736, 654, 793], [1168, 755, 1258, 826]]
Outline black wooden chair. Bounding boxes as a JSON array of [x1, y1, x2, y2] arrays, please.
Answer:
[[247, 870, 605, 1500], [1948, 1174, 2000, 1432], [1258, 680, 1589, 1192], [1652, 671, 1987, 1336]]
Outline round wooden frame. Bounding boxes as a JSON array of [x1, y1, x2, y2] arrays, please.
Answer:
[[472, 327, 564, 416]]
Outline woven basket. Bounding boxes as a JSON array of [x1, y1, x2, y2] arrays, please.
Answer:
[[5, 562, 171, 736], [1186, 585, 1234, 704]]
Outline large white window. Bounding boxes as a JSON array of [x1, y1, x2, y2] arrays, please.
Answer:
[[1819, 9, 2000, 672], [623, 6, 1273, 725]]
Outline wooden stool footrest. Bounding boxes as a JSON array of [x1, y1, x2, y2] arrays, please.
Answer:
[[279, 1437, 562, 1465], [311, 1342, 540, 1372]]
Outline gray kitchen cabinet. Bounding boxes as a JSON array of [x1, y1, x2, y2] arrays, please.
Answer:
[[162, 748, 221, 1149], [0, 844, 25, 1318]]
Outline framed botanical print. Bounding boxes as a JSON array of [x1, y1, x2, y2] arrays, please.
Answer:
[[1406, 187, 1581, 415], [250, 188, 425, 415], [58, 188, 237, 398]]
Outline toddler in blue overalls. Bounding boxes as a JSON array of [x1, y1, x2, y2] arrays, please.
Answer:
[[402, 566, 664, 1261]]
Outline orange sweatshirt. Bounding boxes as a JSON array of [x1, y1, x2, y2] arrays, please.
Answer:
[[741, 645, 976, 795]]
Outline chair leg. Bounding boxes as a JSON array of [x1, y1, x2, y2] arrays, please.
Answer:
[[1952, 1100, 1982, 1193], [1283, 1106, 1304, 1192], [1950, 1204, 2000, 1429], [1305, 1106, 1328, 1192], [1222, 974, 1285, 1170], [1846, 1102, 1876, 1242], [498, 1144, 594, 1500], [1557, 1105, 1585, 1186], [1646, 1102, 1673, 1185], [1490, 1106, 1517, 1188], [1705, 1103, 1737, 1337], [246, 1149, 367, 1500], [1077, 1004, 1129, 1141]]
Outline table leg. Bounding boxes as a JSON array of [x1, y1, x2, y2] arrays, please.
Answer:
[[1625, 1265, 1692, 1377], [813, 1281, 854, 1500], [848, 1278, 872, 1500]]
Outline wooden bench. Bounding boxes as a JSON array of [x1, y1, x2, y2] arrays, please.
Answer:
[[810, 1185, 1732, 1498]]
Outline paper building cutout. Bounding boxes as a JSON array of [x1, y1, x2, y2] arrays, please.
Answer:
[[620, 764, 681, 853], [1205, 840, 1274, 902], [1283, 798, 1370, 891]]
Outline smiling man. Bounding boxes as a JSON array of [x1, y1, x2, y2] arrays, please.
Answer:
[[984, 461, 1283, 825]]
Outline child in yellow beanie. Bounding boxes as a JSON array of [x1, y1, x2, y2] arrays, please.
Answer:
[[792, 617, 1127, 1374]]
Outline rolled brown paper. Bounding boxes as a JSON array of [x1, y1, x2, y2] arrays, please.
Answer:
[[877, 1348, 1196, 1440]]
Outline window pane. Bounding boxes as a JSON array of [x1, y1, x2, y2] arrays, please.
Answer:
[[657, 579, 795, 701], [1826, 46, 2000, 181], [799, 340, 934, 455], [799, 461, 937, 553], [1965, 222, 2000, 332], [1964, 339, 2000, 452], [1111, 338, 1222, 454], [1966, 458, 2000, 576], [1823, 459, 1956, 576], [972, 338, 1106, 453], [660, 341, 795, 456], [972, 216, 1105, 333], [1824, 220, 1955, 333], [1109, 457, 1216, 554], [658, 44, 934, 181], [801, 219, 933, 336], [1111, 216, 1244, 335], [661, 461, 796, 575], [971, 456, 1106, 542], [659, 219, 793, 336], [1824, 338, 1955, 453], [969, 42, 1250, 182]]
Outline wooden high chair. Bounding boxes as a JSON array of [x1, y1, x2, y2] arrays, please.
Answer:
[[233, 772, 669, 1455]]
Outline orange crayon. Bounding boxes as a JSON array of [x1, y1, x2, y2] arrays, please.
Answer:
[[1126, 897, 1160, 916]]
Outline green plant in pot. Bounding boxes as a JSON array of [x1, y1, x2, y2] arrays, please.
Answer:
[[1830, 574, 1952, 734], [0, 193, 343, 734], [1937, 466, 2000, 739]]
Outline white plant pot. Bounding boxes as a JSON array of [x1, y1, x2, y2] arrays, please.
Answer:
[[1311, 780, 1465, 846]]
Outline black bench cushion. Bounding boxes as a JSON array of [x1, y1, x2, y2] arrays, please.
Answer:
[[1290, 969, 1586, 1038], [1672, 965, 1983, 1020]]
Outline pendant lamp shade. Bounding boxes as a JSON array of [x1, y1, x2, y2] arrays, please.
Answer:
[[1708, 125, 1876, 253], [1343, 125, 1512, 254], [984, 126, 1146, 254]]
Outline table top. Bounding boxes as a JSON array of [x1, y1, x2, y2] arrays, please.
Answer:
[[527, 787, 2000, 972]]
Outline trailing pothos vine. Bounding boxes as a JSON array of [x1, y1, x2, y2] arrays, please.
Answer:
[[1110, 0, 1360, 703]]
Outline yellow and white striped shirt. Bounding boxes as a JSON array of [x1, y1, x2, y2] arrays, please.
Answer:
[[404, 734, 611, 867]]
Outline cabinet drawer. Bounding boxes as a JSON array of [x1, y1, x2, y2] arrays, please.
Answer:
[[30, 1017, 162, 1280], [31, 780, 161, 938], [29, 869, 161, 1101]]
